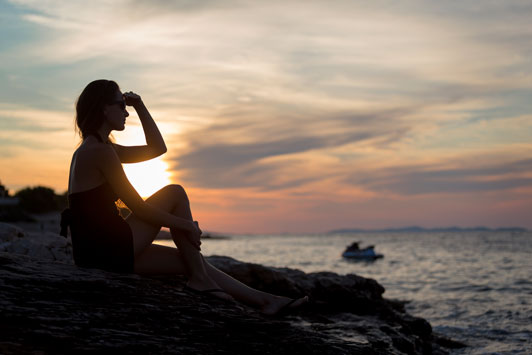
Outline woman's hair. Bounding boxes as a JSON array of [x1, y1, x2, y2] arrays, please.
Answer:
[[75, 79, 120, 140]]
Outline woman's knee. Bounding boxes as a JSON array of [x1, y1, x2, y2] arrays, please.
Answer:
[[152, 184, 191, 216], [163, 184, 188, 202]]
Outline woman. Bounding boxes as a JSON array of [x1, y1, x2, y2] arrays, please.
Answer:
[[60, 79, 307, 315]]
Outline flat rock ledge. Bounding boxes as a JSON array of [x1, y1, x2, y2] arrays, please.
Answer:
[[0, 223, 465, 354]]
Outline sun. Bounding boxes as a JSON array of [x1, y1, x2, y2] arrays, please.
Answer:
[[111, 118, 177, 198], [123, 157, 172, 198]]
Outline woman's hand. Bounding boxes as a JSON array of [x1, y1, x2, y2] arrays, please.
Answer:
[[193, 221, 202, 236], [123, 91, 142, 108], [184, 220, 202, 250]]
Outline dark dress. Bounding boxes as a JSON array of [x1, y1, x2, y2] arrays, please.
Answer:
[[60, 182, 134, 273]]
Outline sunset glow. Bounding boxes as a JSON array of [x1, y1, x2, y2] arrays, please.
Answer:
[[1, 0, 531, 233], [122, 158, 172, 198]]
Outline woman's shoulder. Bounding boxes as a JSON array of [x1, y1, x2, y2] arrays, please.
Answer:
[[75, 138, 116, 161]]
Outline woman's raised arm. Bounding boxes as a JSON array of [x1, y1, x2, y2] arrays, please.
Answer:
[[112, 92, 167, 163]]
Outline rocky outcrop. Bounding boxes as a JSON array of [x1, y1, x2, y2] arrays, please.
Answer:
[[0, 222, 73, 263], [0, 223, 464, 354], [206, 256, 464, 354]]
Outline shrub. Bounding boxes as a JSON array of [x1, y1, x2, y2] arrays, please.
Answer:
[[15, 186, 59, 213]]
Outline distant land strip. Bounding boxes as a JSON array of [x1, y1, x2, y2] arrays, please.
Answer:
[[328, 226, 529, 234]]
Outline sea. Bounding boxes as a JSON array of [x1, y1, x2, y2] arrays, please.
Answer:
[[157, 231, 532, 354]]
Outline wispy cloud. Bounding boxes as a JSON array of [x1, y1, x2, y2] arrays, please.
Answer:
[[171, 106, 414, 189], [0, 108, 67, 133], [351, 157, 532, 195]]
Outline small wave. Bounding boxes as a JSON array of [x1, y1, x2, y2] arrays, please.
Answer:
[[438, 284, 493, 292], [514, 279, 532, 286], [297, 261, 313, 266], [486, 328, 511, 336], [470, 285, 493, 292], [494, 286, 531, 293]]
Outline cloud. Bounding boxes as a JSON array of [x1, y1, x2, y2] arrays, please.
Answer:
[[166, 83, 531, 193], [169, 104, 416, 189], [351, 157, 532, 195], [0, 115, 65, 133], [5, 0, 531, 117], [0, 105, 70, 131], [0, 106, 76, 158], [174, 136, 341, 189]]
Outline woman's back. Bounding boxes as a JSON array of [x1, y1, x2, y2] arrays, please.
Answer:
[[69, 181, 120, 222], [63, 134, 135, 273], [68, 135, 109, 195]]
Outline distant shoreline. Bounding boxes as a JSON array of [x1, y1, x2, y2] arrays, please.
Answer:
[[3, 212, 529, 236], [329, 226, 529, 234]]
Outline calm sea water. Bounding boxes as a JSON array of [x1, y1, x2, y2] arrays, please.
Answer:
[[157, 231, 532, 354]]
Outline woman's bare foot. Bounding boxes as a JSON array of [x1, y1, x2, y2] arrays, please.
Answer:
[[186, 277, 235, 302], [261, 295, 309, 316]]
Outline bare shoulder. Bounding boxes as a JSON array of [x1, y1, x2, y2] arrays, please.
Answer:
[[79, 138, 115, 156], [69, 138, 120, 192], [75, 139, 120, 169], [96, 144, 122, 168]]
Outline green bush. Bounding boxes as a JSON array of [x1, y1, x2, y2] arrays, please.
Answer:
[[15, 186, 59, 213]]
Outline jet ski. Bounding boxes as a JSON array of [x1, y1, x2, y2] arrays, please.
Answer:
[[342, 241, 383, 260]]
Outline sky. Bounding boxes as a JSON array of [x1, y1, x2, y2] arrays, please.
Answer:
[[1, 0, 531, 233]]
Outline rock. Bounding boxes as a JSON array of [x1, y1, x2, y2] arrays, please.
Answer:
[[0, 222, 73, 264], [0, 252, 368, 354], [0, 252, 466, 354], [207, 256, 387, 314], [0, 223, 466, 354], [0, 223, 26, 241]]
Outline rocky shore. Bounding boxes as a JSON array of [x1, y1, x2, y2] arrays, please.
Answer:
[[0, 222, 465, 354]]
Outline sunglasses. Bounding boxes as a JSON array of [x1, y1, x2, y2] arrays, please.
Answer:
[[110, 100, 126, 110]]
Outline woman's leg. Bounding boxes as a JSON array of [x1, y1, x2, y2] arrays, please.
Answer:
[[127, 184, 191, 256], [201, 256, 308, 314], [126, 185, 230, 299], [134, 244, 186, 275], [127, 184, 307, 312]]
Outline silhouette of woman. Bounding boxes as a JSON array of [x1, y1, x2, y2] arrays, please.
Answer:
[[60, 79, 307, 315]]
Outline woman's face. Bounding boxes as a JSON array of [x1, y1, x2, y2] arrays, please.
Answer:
[[103, 90, 129, 131]]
